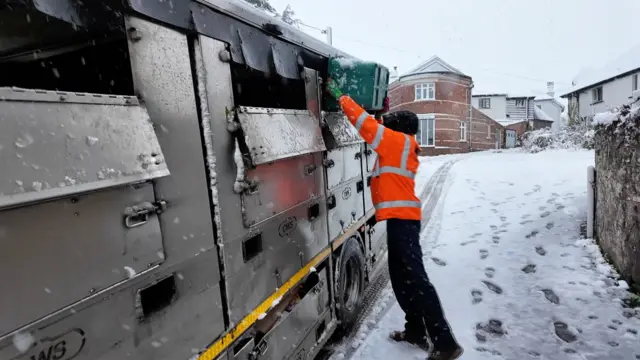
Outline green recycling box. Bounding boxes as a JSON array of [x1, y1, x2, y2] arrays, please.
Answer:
[[326, 57, 390, 111]]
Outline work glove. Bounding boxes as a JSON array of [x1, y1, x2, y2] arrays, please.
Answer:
[[326, 78, 343, 99], [382, 96, 390, 113]]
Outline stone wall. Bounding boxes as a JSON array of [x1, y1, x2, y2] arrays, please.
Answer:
[[594, 106, 640, 285]]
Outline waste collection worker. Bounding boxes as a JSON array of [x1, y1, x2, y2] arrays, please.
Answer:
[[326, 79, 463, 360]]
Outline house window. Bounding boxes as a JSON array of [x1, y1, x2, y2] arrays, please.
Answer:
[[416, 114, 435, 146], [633, 74, 638, 91], [415, 83, 435, 101], [459, 121, 467, 141], [515, 99, 526, 108], [592, 86, 603, 102], [479, 98, 491, 109]]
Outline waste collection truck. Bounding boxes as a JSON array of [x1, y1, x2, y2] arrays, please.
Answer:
[[0, 1, 391, 360]]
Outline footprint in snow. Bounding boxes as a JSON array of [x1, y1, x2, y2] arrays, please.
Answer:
[[475, 319, 506, 341], [608, 324, 618, 330], [545, 222, 555, 229], [553, 321, 577, 343], [540, 211, 552, 218], [492, 236, 501, 244], [499, 216, 508, 222], [475, 347, 501, 356], [522, 264, 537, 274], [541, 289, 560, 304], [489, 225, 498, 230], [538, 206, 547, 211], [500, 222, 510, 228], [479, 249, 489, 259], [525, 230, 539, 238], [470, 232, 484, 238], [535, 246, 547, 256], [471, 289, 483, 304], [612, 319, 623, 325], [484, 267, 495, 278], [482, 280, 503, 294], [627, 328, 638, 335], [520, 220, 533, 225], [460, 240, 478, 246], [521, 214, 531, 219], [430, 257, 447, 266]]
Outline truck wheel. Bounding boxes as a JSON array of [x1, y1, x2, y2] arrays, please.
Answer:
[[335, 236, 366, 327]]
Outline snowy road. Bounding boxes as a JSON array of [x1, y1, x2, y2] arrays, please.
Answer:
[[330, 149, 640, 360]]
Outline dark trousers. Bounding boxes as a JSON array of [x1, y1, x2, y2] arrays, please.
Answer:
[[386, 218, 457, 350]]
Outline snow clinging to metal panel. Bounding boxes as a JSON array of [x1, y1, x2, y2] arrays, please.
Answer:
[[235, 106, 326, 165]]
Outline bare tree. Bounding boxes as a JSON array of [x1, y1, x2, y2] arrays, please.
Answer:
[[242, 0, 302, 27], [242, 0, 277, 15], [280, 4, 301, 27]]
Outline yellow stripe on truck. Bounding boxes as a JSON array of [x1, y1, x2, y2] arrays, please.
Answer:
[[198, 208, 375, 360]]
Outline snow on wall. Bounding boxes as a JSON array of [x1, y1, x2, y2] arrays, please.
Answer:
[[593, 102, 640, 284]]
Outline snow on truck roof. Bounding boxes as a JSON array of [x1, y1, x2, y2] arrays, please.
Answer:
[[3, 0, 357, 63], [561, 43, 640, 97]]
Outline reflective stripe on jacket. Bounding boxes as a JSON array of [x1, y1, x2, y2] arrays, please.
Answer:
[[338, 96, 421, 222]]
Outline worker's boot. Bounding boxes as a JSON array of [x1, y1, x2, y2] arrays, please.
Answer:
[[427, 345, 464, 360], [389, 330, 431, 352]]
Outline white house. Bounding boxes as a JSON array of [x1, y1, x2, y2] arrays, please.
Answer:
[[560, 44, 640, 119], [472, 88, 561, 129]]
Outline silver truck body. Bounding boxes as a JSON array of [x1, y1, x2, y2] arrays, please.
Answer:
[[0, 1, 388, 359]]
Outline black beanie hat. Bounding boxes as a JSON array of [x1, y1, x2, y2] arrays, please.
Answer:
[[382, 110, 419, 135]]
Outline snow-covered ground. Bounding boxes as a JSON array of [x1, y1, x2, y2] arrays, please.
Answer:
[[336, 149, 640, 360]]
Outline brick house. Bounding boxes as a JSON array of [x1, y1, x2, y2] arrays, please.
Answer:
[[388, 56, 504, 156]]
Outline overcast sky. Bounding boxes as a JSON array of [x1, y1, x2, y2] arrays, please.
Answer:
[[268, 0, 640, 97]]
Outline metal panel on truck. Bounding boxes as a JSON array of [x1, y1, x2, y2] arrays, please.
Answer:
[[0, 183, 163, 336], [0, 88, 168, 210], [0, 251, 225, 360], [125, 16, 219, 271], [224, 198, 329, 324]]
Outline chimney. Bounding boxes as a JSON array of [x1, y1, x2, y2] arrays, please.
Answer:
[[390, 66, 399, 83], [546, 81, 555, 97]]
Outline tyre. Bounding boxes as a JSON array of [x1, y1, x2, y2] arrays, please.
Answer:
[[334, 235, 366, 327]]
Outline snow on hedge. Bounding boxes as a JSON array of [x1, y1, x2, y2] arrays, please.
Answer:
[[521, 123, 594, 153]]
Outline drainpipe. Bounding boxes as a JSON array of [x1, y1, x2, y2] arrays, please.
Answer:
[[526, 98, 530, 130], [468, 81, 474, 151], [587, 165, 596, 238]]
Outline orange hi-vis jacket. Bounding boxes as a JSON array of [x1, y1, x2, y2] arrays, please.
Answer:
[[338, 95, 422, 222]]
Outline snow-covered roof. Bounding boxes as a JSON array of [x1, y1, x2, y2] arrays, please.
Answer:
[[534, 106, 554, 122], [472, 93, 507, 97], [561, 43, 640, 97], [534, 94, 566, 111], [496, 119, 527, 126], [534, 94, 554, 101], [401, 56, 468, 78]]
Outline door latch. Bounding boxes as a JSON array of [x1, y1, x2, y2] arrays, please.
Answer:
[[248, 338, 269, 360], [124, 200, 167, 228]]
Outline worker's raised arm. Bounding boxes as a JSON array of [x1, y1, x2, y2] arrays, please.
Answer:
[[326, 79, 394, 155]]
